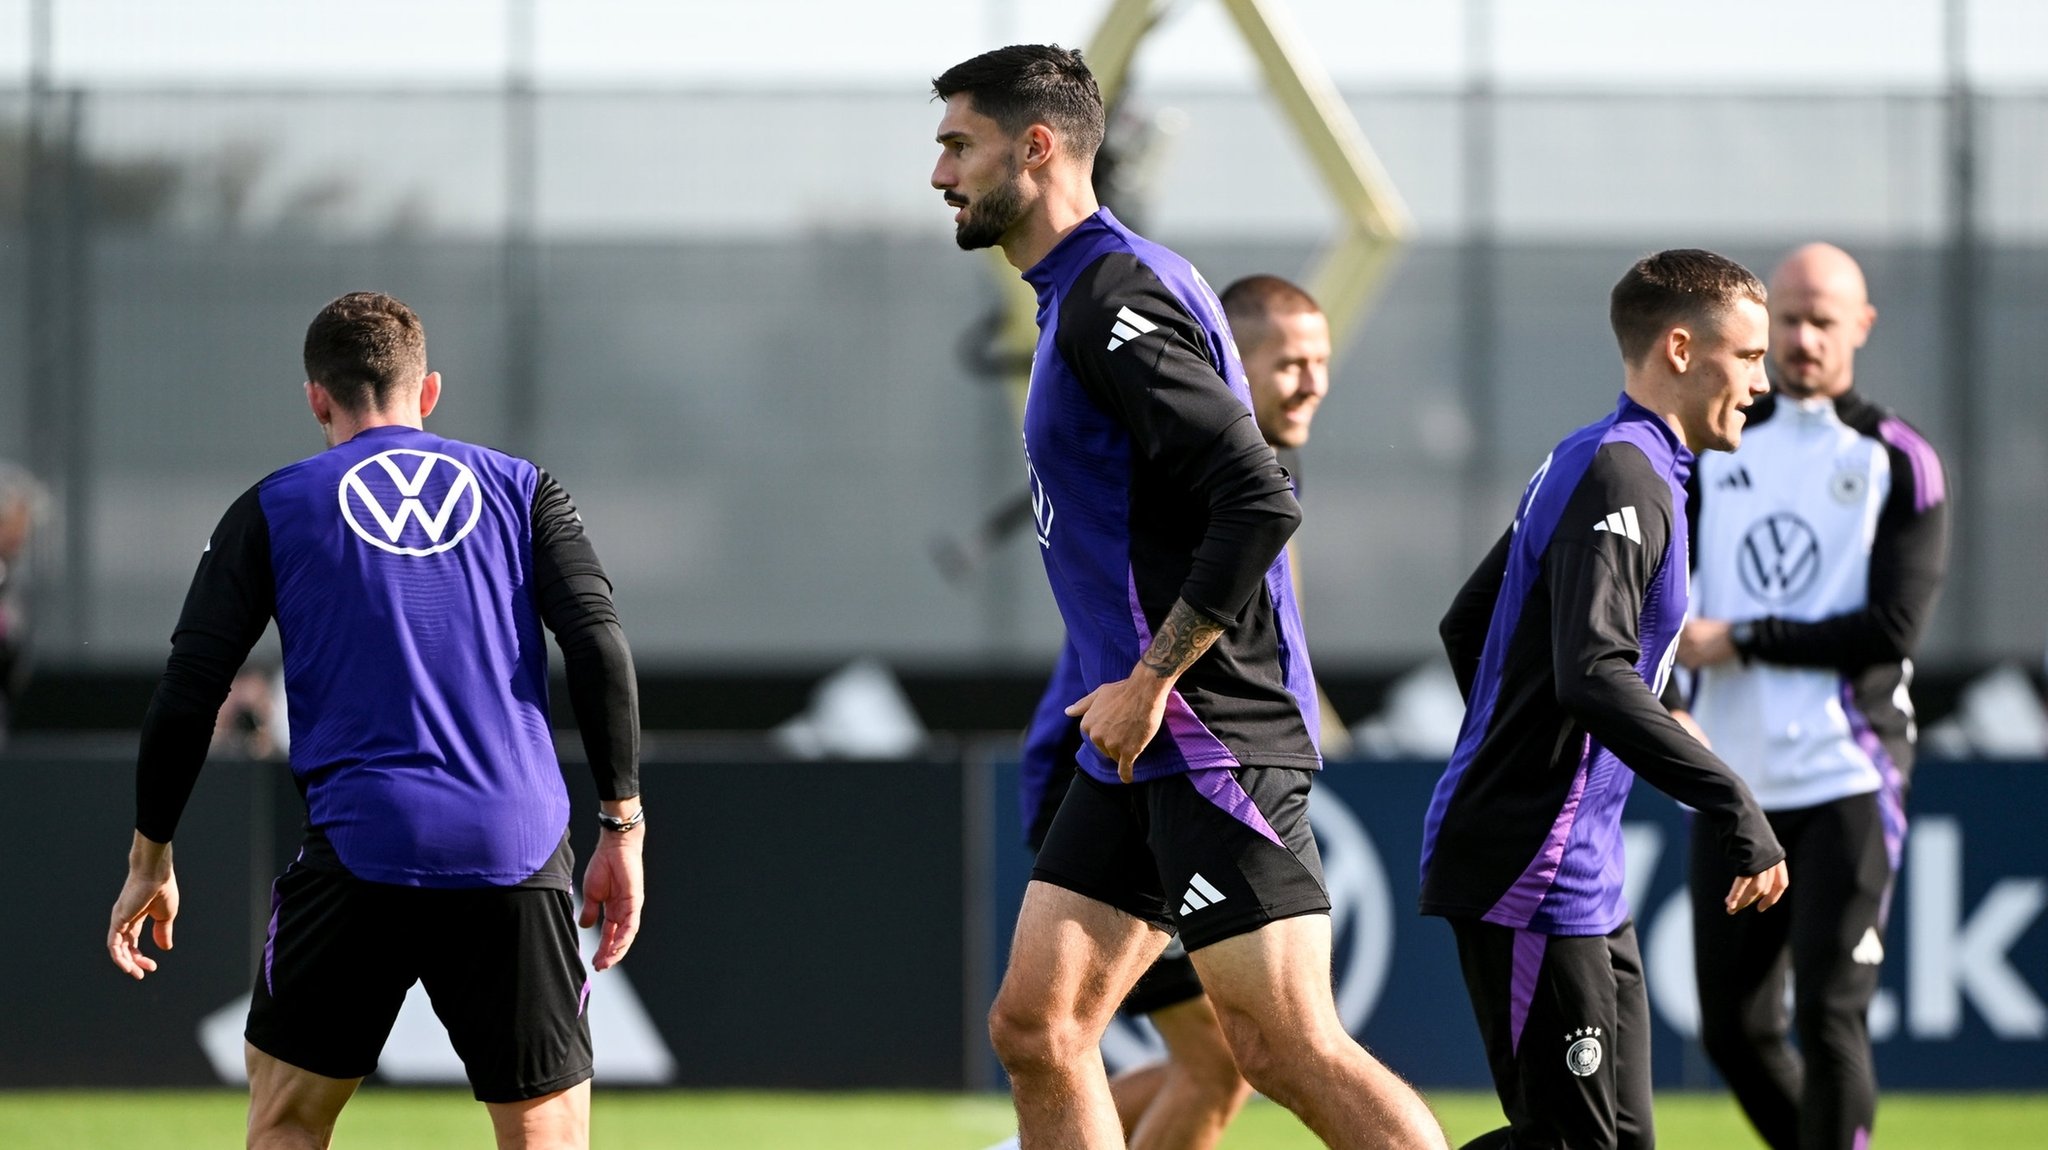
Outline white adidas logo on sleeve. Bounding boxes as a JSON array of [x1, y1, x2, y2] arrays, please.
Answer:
[[1107, 306, 1158, 351], [1591, 506, 1643, 545]]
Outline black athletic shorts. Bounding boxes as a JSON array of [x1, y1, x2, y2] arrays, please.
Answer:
[[245, 861, 593, 1104], [1029, 759, 1205, 1016], [1451, 918, 1653, 1150], [1032, 766, 1329, 953]]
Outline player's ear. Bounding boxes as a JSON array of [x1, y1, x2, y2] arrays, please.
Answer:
[[1020, 123, 1057, 172], [305, 380, 332, 427], [1663, 326, 1693, 375], [417, 371, 442, 419], [1852, 303, 1876, 349]]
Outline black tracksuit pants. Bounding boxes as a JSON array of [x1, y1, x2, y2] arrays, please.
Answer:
[[1689, 791, 1896, 1150]]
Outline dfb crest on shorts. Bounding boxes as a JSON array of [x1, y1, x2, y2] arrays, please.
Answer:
[[1737, 512, 1821, 605], [340, 449, 484, 557], [1566, 1026, 1604, 1078]]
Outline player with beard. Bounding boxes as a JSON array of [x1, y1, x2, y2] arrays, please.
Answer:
[[932, 44, 1445, 1150], [1427, 250, 1790, 1150], [1677, 244, 1949, 1150], [997, 276, 1337, 1150]]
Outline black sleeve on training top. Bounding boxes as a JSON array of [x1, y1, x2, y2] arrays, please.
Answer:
[[135, 485, 276, 844], [1547, 445, 1782, 876], [530, 471, 640, 802], [1441, 527, 1512, 702], [1058, 253, 1300, 625], [1747, 433, 1950, 671]]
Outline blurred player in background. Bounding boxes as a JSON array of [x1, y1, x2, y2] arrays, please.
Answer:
[[1678, 243, 1949, 1150], [105, 292, 644, 1150], [1427, 250, 1789, 1150], [1002, 275, 1336, 1150], [0, 461, 48, 746], [933, 44, 1445, 1150]]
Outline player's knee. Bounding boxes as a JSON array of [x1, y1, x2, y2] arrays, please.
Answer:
[[987, 996, 1084, 1076], [1215, 1015, 1316, 1101], [1698, 1002, 1775, 1062], [1178, 1047, 1253, 1111], [1793, 998, 1870, 1062], [247, 1099, 339, 1149]]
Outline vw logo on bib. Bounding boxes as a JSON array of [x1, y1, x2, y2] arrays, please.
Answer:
[[1736, 512, 1821, 605], [339, 449, 484, 557]]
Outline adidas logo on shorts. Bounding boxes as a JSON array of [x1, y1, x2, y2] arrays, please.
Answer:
[[1178, 873, 1227, 917]]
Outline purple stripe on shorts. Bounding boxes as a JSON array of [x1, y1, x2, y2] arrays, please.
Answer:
[[261, 878, 283, 996], [1186, 766, 1285, 849], [1841, 680, 1909, 925], [1509, 929, 1548, 1056], [1853, 1126, 1870, 1150], [578, 977, 592, 1018], [1483, 737, 1592, 930], [1878, 418, 1945, 512]]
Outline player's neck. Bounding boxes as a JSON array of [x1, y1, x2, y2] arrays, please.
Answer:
[[1003, 184, 1101, 273], [324, 409, 424, 449], [1620, 375, 1695, 452]]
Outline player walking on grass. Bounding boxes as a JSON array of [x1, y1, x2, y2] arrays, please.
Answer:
[[932, 45, 1445, 1150], [1677, 244, 1948, 1150], [1001, 275, 1337, 1150], [105, 292, 644, 1150], [1426, 250, 1791, 1150]]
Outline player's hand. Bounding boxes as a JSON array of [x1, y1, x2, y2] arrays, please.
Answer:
[[1065, 672, 1172, 783], [1678, 619, 1738, 669], [580, 821, 645, 972], [108, 835, 179, 980], [1725, 860, 1789, 915]]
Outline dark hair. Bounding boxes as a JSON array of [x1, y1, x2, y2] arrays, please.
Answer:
[[932, 44, 1105, 160], [1609, 249, 1767, 365], [303, 291, 427, 412], [1221, 274, 1322, 343]]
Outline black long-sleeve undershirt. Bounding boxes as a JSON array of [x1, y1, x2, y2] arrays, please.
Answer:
[[1057, 253, 1301, 626], [530, 474, 639, 801]]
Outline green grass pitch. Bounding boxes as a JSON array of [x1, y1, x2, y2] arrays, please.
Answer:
[[2, 1089, 2044, 1147]]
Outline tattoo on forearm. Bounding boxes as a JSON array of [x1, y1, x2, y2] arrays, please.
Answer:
[[1141, 600, 1226, 678]]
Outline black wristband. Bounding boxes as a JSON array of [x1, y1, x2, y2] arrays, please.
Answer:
[[597, 806, 645, 833], [1729, 620, 1759, 664]]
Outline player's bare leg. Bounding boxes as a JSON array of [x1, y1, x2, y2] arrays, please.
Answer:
[[1193, 915, 1448, 1150], [245, 1042, 361, 1150], [990, 880, 1171, 1150], [1121, 994, 1253, 1150], [485, 1080, 591, 1150], [1108, 1061, 1167, 1130]]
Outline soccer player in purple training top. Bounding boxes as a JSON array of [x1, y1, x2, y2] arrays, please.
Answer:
[[105, 292, 644, 1150], [1002, 276, 1335, 1150], [932, 45, 1445, 1150], [1425, 250, 1792, 1150]]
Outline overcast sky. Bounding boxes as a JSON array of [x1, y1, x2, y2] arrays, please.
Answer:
[[2, 0, 2046, 90]]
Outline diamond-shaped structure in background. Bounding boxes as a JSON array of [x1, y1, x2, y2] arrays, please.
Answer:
[[987, 0, 1414, 399]]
